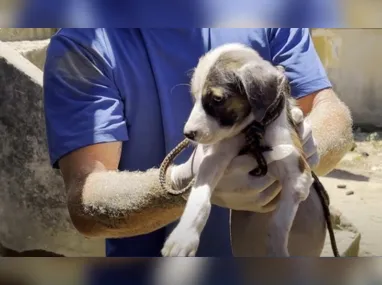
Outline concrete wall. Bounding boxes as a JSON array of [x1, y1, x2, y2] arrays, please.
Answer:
[[0, 28, 55, 70], [312, 29, 382, 129], [0, 28, 57, 41], [0, 41, 105, 257]]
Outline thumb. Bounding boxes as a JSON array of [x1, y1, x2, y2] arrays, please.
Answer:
[[226, 144, 295, 174], [263, 145, 295, 162]]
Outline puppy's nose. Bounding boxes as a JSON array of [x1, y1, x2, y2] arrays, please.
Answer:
[[184, 130, 197, 140]]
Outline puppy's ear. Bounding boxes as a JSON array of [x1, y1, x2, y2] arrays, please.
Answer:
[[236, 62, 288, 122], [276, 65, 291, 99]]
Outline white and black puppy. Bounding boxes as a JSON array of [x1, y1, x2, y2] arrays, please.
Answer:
[[161, 43, 314, 257]]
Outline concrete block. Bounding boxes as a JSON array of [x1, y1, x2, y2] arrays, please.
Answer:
[[0, 28, 57, 41], [321, 230, 361, 257], [321, 206, 361, 257], [4, 39, 50, 70], [0, 41, 105, 257]]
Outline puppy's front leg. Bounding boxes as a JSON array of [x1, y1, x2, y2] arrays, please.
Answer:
[[161, 153, 230, 257], [162, 135, 245, 257]]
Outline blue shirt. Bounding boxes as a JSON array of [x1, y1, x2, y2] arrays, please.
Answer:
[[43, 28, 331, 283]]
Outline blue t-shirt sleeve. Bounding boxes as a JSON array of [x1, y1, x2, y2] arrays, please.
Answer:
[[268, 28, 332, 99], [43, 31, 128, 168]]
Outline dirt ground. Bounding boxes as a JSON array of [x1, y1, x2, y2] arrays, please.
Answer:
[[322, 129, 382, 256]]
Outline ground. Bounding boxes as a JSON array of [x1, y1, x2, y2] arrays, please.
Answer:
[[322, 129, 382, 256]]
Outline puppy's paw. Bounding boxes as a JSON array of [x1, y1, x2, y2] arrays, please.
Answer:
[[161, 228, 200, 257]]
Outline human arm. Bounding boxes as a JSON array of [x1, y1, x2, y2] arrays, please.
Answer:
[[297, 88, 353, 176], [44, 31, 186, 238], [59, 142, 186, 238]]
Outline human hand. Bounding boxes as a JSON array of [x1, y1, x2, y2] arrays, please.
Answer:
[[170, 113, 319, 213], [212, 114, 319, 212]]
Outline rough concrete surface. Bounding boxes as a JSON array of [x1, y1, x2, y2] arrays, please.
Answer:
[[0, 28, 57, 41], [321, 130, 382, 256], [4, 39, 50, 70], [0, 41, 105, 256]]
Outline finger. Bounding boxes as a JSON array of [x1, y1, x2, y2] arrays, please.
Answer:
[[226, 155, 258, 174], [227, 146, 295, 174], [307, 152, 320, 169], [218, 174, 276, 195], [257, 190, 281, 213], [302, 135, 317, 158], [297, 118, 313, 145], [246, 174, 276, 192], [256, 181, 282, 207], [263, 145, 295, 163]]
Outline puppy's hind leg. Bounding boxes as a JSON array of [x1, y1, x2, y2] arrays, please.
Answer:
[[267, 152, 313, 257]]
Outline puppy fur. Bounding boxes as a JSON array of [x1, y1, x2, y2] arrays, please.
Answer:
[[161, 43, 314, 257]]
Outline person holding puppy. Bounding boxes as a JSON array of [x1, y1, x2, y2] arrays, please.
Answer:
[[44, 28, 353, 281]]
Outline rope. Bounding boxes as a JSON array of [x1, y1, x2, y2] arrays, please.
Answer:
[[311, 172, 340, 257], [159, 138, 195, 195]]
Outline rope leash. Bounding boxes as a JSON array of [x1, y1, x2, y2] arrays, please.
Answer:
[[158, 95, 340, 257], [312, 172, 340, 257], [159, 138, 194, 195]]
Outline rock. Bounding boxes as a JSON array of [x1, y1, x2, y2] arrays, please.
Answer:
[[361, 151, 369, 157], [0, 41, 104, 256], [346, 191, 354, 196], [321, 230, 361, 257], [337, 184, 347, 189]]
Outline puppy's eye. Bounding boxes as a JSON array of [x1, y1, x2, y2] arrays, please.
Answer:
[[208, 93, 225, 104]]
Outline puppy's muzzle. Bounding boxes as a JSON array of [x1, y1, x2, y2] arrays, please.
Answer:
[[184, 130, 198, 141]]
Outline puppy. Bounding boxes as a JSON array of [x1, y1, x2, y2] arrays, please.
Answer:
[[161, 43, 314, 257]]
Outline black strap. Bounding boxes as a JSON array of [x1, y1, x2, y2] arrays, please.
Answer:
[[242, 93, 285, 177]]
